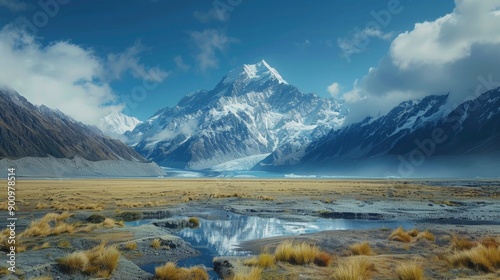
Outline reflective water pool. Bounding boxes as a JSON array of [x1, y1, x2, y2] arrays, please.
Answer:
[[133, 211, 415, 278]]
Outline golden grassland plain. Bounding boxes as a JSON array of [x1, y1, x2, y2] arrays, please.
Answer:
[[3, 179, 499, 212], [1, 179, 499, 279]]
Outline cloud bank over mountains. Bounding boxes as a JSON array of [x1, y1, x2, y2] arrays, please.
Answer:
[[343, 0, 500, 124]]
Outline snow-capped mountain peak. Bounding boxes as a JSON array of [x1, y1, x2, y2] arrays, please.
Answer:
[[100, 112, 142, 135], [223, 59, 288, 85], [129, 61, 345, 169]]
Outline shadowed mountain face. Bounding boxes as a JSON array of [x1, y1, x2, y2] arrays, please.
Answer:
[[0, 88, 146, 162], [128, 60, 346, 169], [257, 88, 500, 178]]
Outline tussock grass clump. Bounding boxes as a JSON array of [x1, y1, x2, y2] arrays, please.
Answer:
[[450, 235, 477, 251], [407, 228, 419, 237], [20, 220, 51, 237], [188, 217, 200, 228], [154, 262, 209, 280], [0, 266, 9, 275], [231, 267, 262, 280], [57, 243, 120, 277], [389, 227, 412, 243], [20, 212, 75, 238], [124, 241, 138, 251], [58, 239, 71, 248], [101, 217, 124, 228], [33, 242, 50, 250], [349, 242, 373, 256], [151, 238, 162, 249], [396, 263, 425, 280], [58, 251, 89, 273], [52, 222, 75, 235], [315, 252, 333, 267], [479, 237, 499, 248], [447, 244, 500, 272], [330, 258, 373, 280], [244, 253, 275, 268], [274, 241, 320, 265], [416, 230, 435, 242]]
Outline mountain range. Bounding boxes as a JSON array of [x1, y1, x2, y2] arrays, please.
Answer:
[[120, 61, 499, 177], [0, 87, 163, 177], [2, 59, 498, 178], [258, 88, 500, 177]]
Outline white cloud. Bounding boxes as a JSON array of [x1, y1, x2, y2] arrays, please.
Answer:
[[0, 25, 168, 126], [173, 55, 190, 71], [338, 27, 393, 60], [391, 0, 500, 69], [106, 40, 169, 83], [0, 0, 30, 12], [327, 82, 341, 98], [189, 29, 238, 71], [148, 119, 198, 141], [342, 80, 367, 103], [193, 8, 229, 23], [344, 0, 500, 124]]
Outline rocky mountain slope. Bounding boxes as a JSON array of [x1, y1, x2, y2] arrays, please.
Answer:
[[0, 87, 164, 177]]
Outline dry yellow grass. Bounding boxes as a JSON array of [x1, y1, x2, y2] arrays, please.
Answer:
[[57, 239, 71, 248], [57, 243, 120, 277], [231, 267, 262, 280], [330, 258, 373, 280], [58, 251, 89, 273], [151, 238, 162, 249], [396, 263, 425, 280], [451, 235, 477, 251], [349, 242, 373, 256], [275, 241, 320, 265], [35, 203, 50, 209], [244, 253, 275, 268], [19, 212, 76, 237], [407, 228, 419, 237], [102, 218, 122, 228], [0, 266, 8, 275], [7, 179, 491, 215], [315, 252, 333, 267], [124, 241, 138, 250], [32, 242, 50, 250], [479, 237, 500, 248], [389, 227, 412, 243], [447, 244, 500, 272], [52, 222, 75, 235], [154, 262, 209, 280], [416, 230, 435, 242], [20, 220, 52, 237]]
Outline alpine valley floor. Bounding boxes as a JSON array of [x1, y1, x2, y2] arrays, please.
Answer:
[[1, 179, 499, 279]]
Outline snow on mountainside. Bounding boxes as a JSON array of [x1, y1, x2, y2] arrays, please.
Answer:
[[257, 87, 500, 178], [128, 60, 346, 169], [100, 112, 142, 135]]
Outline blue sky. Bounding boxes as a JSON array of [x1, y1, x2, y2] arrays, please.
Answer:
[[2, 0, 499, 125]]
